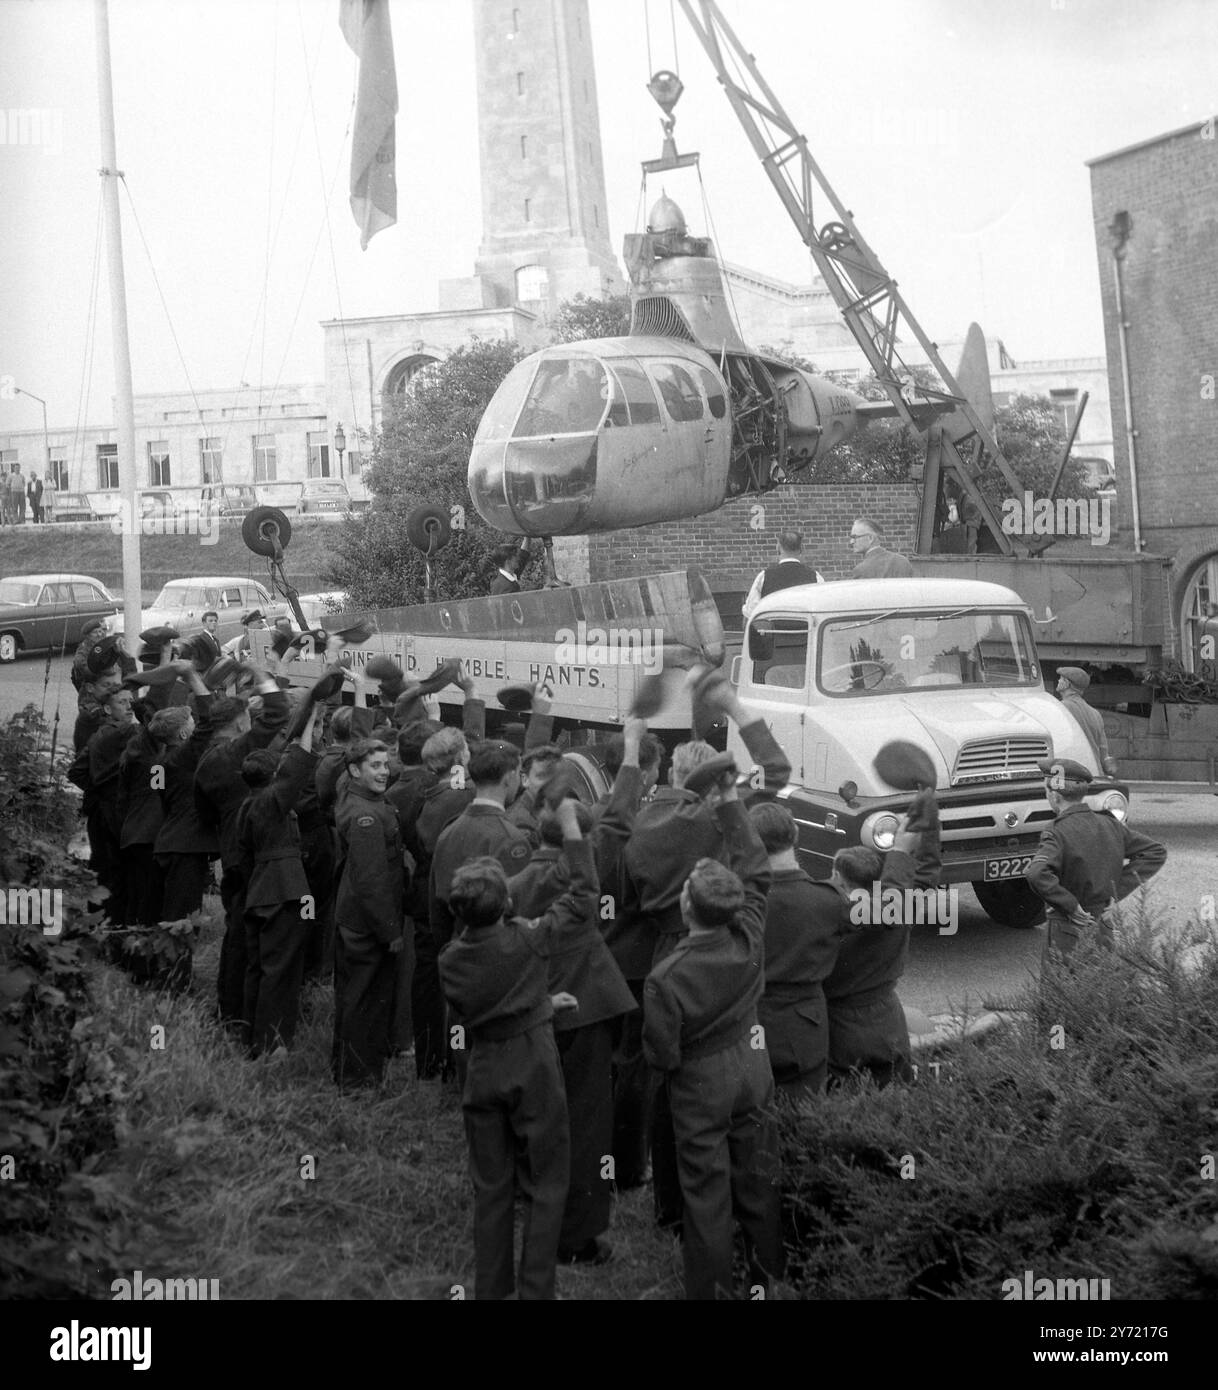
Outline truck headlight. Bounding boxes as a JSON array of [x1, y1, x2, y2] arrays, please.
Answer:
[[1100, 790, 1128, 821], [862, 811, 900, 850]]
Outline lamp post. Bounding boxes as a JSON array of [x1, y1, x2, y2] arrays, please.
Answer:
[[333, 422, 346, 480], [14, 386, 50, 521]]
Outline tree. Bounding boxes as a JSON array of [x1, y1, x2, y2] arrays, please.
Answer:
[[549, 292, 632, 344], [324, 338, 531, 608]]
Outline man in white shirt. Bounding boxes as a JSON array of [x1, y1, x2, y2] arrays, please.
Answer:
[[741, 531, 823, 621]]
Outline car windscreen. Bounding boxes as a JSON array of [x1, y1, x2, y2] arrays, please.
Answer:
[[0, 580, 40, 605], [817, 609, 1039, 696]]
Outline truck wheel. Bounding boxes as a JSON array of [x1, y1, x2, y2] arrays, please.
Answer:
[[972, 878, 1046, 928], [0, 632, 19, 663]]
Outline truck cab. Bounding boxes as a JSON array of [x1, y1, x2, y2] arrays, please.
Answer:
[[727, 577, 1130, 926]]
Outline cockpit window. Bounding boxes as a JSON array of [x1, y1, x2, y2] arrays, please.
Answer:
[[514, 358, 608, 437], [651, 363, 703, 422], [699, 365, 727, 419], [609, 360, 660, 425]]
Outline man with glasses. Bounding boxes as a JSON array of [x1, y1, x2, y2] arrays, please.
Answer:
[[849, 518, 913, 579]]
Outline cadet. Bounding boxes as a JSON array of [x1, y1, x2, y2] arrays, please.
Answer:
[[151, 661, 219, 921], [117, 702, 171, 928], [823, 791, 941, 1089], [1055, 668, 1117, 776], [506, 743, 565, 848], [438, 797, 597, 1301], [193, 673, 289, 1032], [237, 703, 322, 1056], [332, 739, 406, 1090], [642, 765, 784, 1301], [1025, 758, 1166, 962]]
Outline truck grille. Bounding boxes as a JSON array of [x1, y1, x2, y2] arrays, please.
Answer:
[[952, 737, 1049, 785]]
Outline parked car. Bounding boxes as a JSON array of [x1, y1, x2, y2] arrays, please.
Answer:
[[111, 576, 289, 647], [52, 492, 101, 524], [199, 483, 258, 519], [256, 481, 304, 515], [0, 573, 120, 663], [299, 479, 353, 516]]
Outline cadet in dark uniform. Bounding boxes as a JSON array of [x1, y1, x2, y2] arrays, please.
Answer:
[[438, 797, 597, 1301], [194, 675, 289, 1033], [332, 738, 407, 1089], [505, 744, 564, 848], [508, 719, 646, 1265], [823, 793, 941, 1088], [625, 669, 790, 1230], [642, 768, 784, 1301], [117, 704, 172, 928], [237, 705, 322, 1056], [69, 686, 138, 923], [1025, 757, 1166, 963], [151, 661, 219, 921]]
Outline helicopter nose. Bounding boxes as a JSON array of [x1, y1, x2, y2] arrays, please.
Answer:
[[470, 435, 598, 535]]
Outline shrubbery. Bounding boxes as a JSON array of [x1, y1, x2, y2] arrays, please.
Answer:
[[779, 902, 1218, 1299]]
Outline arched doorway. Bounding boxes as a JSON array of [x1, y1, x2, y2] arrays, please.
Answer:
[[381, 353, 440, 416], [1179, 554, 1218, 672]]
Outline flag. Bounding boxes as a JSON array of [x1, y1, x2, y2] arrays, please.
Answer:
[[340, 0, 398, 249]]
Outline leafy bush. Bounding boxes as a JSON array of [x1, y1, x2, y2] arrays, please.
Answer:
[[780, 901, 1218, 1299], [0, 707, 146, 1298]]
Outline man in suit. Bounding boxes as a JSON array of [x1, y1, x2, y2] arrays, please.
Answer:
[[26, 472, 44, 523], [849, 517, 914, 578], [741, 531, 823, 621]]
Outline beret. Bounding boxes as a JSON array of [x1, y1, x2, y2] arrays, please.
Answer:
[[684, 752, 738, 798], [270, 630, 293, 659], [366, 654, 403, 681], [873, 740, 936, 792], [497, 683, 534, 714], [86, 634, 123, 674], [205, 656, 241, 690], [538, 764, 581, 810], [310, 667, 347, 704], [630, 673, 665, 720], [1057, 666, 1090, 690], [139, 624, 179, 648], [418, 658, 461, 695], [334, 619, 375, 644], [80, 617, 108, 639], [1038, 757, 1093, 785]]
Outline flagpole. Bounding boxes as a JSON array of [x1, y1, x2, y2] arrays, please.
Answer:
[[95, 0, 142, 642]]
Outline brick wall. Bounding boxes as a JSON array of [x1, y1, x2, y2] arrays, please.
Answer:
[[1090, 122, 1218, 602], [552, 483, 920, 588]]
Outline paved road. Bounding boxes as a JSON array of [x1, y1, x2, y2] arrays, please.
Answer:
[[4, 653, 1213, 1017]]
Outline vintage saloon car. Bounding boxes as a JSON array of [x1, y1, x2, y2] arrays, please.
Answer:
[[0, 573, 120, 662], [111, 576, 288, 648]]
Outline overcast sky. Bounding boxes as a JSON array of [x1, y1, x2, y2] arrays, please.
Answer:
[[1, 0, 1214, 435]]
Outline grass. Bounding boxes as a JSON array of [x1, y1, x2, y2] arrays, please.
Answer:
[[97, 903, 683, 1300]]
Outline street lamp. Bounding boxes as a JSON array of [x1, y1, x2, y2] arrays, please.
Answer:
[[14, 386, 50, 517], [333, 422, 346, 479]]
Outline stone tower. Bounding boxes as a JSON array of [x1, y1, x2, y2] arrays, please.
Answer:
[[441, 0, 624, 320]]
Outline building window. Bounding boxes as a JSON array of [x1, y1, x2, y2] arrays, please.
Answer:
[[253, 433, 277, 483], [524, 197, 531, 222], [515, 264, 549, 303], [49, 450, 68, 491], [97, 443, 119, 489], [517, 71, 524, 95], [520, 135, 527, 159], [346, 450, 362, 477], [200, 436, 222, 484], [1049, 388, 1080, 431], [382, 354, 440, 416], [307, 430, 331, 479], [147, 440, 170, 487]]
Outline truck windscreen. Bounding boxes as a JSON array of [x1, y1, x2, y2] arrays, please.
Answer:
[[817, 610, 1038, 696]]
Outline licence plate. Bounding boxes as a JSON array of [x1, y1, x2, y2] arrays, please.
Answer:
[[983, 854, 1033, 880]]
